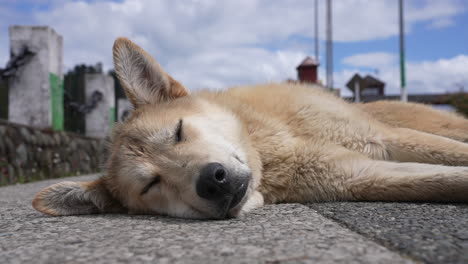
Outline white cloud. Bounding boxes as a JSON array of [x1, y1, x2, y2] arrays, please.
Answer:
[[427, 18, 455, 29], [167, 48, 306, 90], [332, 0, 464, 42], [0, 6, 26, 68], [0, 0, 466, 92], [32, 0, 313, 89], [335, 54, 468, 97], [406, 0, 464, 22], [342, 52, 397, 68], [406, 55, 468, 93]]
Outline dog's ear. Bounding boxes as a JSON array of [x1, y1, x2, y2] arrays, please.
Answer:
[[32, 179, 124, 216], [112, 37, 188, 108]]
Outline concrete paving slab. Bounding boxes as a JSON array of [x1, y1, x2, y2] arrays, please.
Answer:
[[310, 202, 468, 264], [0, 175, 411, 264]]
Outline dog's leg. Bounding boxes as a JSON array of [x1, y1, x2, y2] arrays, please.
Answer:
[[360, 101, 468, 143], [344, 156, 468, 202], [282, 145, 468, 203], [383, 127, 468, 166]]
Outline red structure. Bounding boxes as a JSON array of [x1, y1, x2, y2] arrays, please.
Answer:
[[296, 56, 319, 83]]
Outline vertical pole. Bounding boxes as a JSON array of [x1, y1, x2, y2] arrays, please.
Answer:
[[326, 0, 333, 90], [399, 0, 407, 102], [314, 0, 319, 62], [355, 78, 360, 103]]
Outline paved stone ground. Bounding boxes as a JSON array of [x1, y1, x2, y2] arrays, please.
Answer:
[[0, 174, 467, 263], [309, 203, 468, 264]]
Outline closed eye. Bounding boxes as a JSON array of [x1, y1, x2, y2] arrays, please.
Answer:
[[175, 119, 183, 143], [140, 175, 161, 195]]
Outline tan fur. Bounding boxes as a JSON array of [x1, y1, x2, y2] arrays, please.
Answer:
[[32, 38, 468, 219], [359, 101, 468, 142], [32, 179, 123, 216]]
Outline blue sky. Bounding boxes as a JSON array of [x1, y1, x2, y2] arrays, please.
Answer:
[[336, 13, 468, 71], [1, 0, 467, 96]]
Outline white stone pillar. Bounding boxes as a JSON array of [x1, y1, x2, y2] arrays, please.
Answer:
[[84, 74, 115, 138], [8, 26, 63, 129], [355, 78, 361, 103]]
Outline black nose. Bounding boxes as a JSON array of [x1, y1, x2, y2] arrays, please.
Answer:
[[196, 163, 230, 201]]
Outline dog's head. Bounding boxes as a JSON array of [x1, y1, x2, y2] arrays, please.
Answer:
[[32, 38, 261, 219]]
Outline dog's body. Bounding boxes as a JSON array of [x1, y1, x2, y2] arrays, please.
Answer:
[[33, 38, 468, 219]]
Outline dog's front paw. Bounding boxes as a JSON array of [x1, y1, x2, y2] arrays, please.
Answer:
[[228, 190, 264, 218], [239, 191, 264, 215]]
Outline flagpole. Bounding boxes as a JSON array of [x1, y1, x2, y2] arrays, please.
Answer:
[[315, 0, 319, 61], [399, 0, 407, 102], [326, 0, 333, 90]]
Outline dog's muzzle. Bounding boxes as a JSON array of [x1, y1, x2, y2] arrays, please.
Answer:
[[196, 162, 250, 216]]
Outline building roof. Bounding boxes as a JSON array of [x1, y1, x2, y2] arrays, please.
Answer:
[[296, 56, 319, 69], [346, 74, 385, 92], [363, 75, 385, 87]]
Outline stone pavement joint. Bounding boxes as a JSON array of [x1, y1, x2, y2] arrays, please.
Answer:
[[309, 202, 468, 264]]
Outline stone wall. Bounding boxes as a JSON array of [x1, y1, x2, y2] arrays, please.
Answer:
[[0, 119, 107, 186]]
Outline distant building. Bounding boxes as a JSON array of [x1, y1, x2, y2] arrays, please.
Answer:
[[286, 56, 340, 95], [296, 56, 319, 84], [346, 74, 385, 98], [343, 73, 452, 107]]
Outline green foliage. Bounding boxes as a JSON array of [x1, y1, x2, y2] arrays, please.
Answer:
[[448, 92, 468, 117]]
